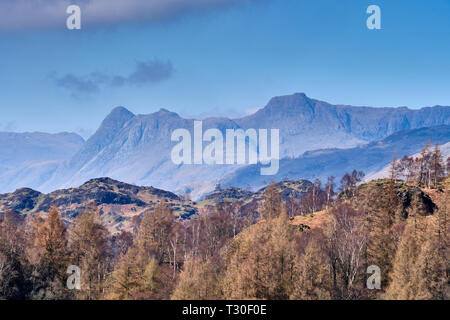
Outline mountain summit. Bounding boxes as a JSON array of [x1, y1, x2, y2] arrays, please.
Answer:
[[237, 93, 450, 156]]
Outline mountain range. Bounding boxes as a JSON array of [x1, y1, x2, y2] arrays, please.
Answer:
[[1, 92, 449, 199], [220, 125, 450, 191]]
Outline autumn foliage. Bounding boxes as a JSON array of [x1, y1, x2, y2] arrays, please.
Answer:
[[0, 141, 448, 300]]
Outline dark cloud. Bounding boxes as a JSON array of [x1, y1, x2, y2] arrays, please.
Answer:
[[0, 0, 260, 30], [53, 59, 174, 97], [116, 59, 174, 86], [54, 74, 101, 98]]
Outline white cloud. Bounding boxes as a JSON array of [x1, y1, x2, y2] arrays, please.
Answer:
[[0, 0, 258, 30]]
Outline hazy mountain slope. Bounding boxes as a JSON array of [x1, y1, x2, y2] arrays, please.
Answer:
[[0, 131, 84, 171], [40, 108, 244, 196], [67, 106, 135, 171], [37, 107, 135, 190], [52, 94, 450, 197], [3, 93, 450, 198], [0, 132, 84, 193], [220, 125, 450, 190], [365, 142, 450, 181], [236, 93, 450, 157]]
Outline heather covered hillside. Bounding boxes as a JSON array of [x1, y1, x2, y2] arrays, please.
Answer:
[[0, 178, 317, 234], [0, 177, 197, 234]]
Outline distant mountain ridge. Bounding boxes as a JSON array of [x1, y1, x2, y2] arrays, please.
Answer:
[[1, 92, 450, 197], [220, 125, 450, 191], [0, 131, 84, 169], [236, 93, 450, 156], [0, 131, 84, 194]]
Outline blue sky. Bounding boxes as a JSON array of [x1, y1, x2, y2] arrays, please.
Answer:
[[0, 0, 449, 138]]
